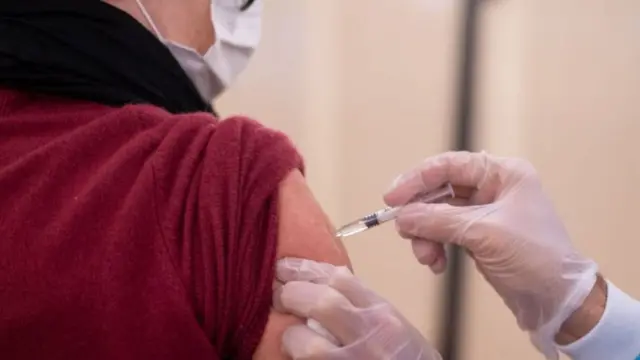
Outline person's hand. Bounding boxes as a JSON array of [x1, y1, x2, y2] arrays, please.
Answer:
[[273, 258, 442, 360], [385, 151, 599, 357]]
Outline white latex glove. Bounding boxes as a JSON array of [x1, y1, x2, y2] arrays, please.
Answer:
[[385, 151, 598, 358], [273, 258, 442, 360]]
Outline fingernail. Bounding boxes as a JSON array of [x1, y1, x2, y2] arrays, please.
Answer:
[[307, 319, 340, 345], [276, 258, 304, 281], [417, 253, 436, 266], [431, 257, 446, 274], [388, 174, 406, 191], [277, 282, 318, 316]]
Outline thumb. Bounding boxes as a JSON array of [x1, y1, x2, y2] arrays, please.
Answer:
[[395, 202, 480, 246]]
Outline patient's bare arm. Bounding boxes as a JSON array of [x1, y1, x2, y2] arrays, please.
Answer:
[[252, 170, 351, 359]]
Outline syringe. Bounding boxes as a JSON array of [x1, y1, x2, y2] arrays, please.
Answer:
[[335, 183, 455, 238]]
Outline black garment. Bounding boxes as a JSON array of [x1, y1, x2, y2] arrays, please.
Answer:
[[0, 0, 214, 115]]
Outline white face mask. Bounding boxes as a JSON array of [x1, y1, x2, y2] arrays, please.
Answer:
[[135, 0, 262, 102]]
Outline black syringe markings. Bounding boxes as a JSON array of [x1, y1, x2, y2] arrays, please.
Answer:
[[362, 213, 380, 228]]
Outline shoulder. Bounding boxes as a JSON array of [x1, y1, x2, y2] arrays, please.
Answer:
[[276, 170, 349, 265], [252, 170, 351, 359], [119, 105, 295, 151], [109, 104, 217, 131]]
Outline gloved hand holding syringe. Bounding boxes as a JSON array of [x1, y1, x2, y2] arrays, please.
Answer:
[[335, 183, 455, 238]]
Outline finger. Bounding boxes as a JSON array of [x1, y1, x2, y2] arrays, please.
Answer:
[[448, 188, 475, 203], [276, 258, 338, 284], [384, 151, 493, 206], [408, 239, 440, 265], [273, 281, 364, 344], [307, 318, 340, 345], [395, 202, 481, 246], [431, 255, 447, 274], [276, 258, 381, 308], [410, 239, 447, 274], [282, 324, 340, 360], [325, 266, 384, 308]]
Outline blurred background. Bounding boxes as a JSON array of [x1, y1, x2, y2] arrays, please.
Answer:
[[217, 0, 640, 358]]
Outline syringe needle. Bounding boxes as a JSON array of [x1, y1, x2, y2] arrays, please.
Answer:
[[335, 183, 455, 239]]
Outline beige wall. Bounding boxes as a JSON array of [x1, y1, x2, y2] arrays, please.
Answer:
[[218, 0, 640, 358], [468, 0, 640, 358]]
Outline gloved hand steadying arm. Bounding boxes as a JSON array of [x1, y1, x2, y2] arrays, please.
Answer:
[[385, 151, 599, 358], [273, 257, 442, 360]]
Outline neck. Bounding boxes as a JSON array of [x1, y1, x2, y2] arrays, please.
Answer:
[[104, 0, 215, 54]]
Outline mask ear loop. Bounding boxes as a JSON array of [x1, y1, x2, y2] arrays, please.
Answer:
[[135, 0, 163, 39]]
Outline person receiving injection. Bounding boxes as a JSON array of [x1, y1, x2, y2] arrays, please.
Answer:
[[273, 151, 640, 360]]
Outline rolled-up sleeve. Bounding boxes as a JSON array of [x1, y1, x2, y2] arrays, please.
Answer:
[[558, 280, 640, 360]]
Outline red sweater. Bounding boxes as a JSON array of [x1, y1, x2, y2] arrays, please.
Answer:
[[0, 88, 302, 359]]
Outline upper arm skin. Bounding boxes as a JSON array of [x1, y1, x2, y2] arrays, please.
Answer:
[[252, 170, 351, 359]]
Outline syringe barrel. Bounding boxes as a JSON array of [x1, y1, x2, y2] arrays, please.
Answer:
[[421, 183, 454, 201]]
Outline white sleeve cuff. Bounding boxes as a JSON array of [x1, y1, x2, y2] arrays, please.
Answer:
[[558, 280, 640, 360]]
